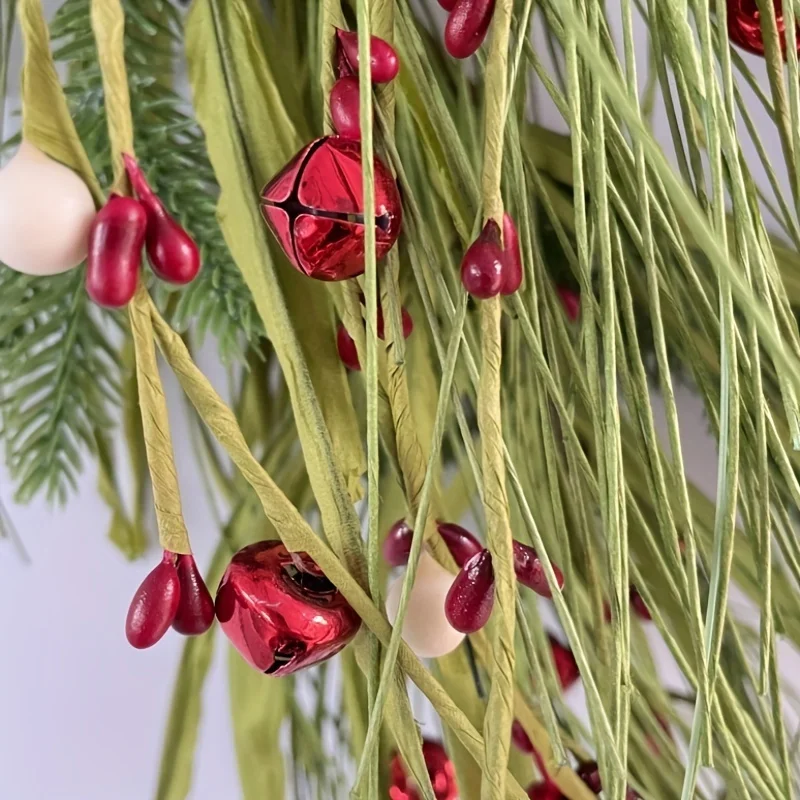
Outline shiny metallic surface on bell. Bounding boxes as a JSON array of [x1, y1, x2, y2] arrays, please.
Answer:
[[215, 540, 361, 676], [261, 136, 402, 281], [727, 0, 797, 57], [389, 740, 458, 800]]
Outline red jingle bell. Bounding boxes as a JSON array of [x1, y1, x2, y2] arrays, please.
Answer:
[[389, 739, 458, 800], [727, 0, 798, 58], [261, 137, 402, 282], [215, 541, 361, 676]]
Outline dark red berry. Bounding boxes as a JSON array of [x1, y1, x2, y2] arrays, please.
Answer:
[[383, 520, 413, 567], [576, 762, 602, 793], [460, 219, 504, 298], [630, 587, 652, 621], [330, 76, 362, 140], [526, 782, 563, 800], [512, 540, 564, 598], [336, 29, 400, 83], [437, 521, 483, 567], [556, 286, 580, 322], [445, 549, 495, 633], [172, 554, 215, 636], [126, 551, 181, 649], [500, 211, 523, 295], [377, 306, 414, 340], [438, 0, 457, 8], [337, 324, 361, 371], [445, 0, 496, 59], [511, 719, 534, 754], [549, 635, 580, 689]]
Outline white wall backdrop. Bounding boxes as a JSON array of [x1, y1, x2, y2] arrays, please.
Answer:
[[1, 2, 799, 799]]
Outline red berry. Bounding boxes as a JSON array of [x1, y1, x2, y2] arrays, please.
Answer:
[[511, 719, 534, 754], [172, 554, 215, 636], [336, 29, 400, 83], [330, 76, 362, 140], [383, 520, 413, 566], [377, 306, 414, 340], [337, 324, 361, 371], [576, 762, 602, 793], [630, 587, 652, 621], [460, 219, 504, 298], [437, 521, 483, 568], [125, 551, 181, 649], [556, 285, 580, 322], [438, 0, 457, 8], [445, 0, 497, 59], [512, 540, 564, 598], [444, 549, 495, 633], [500, 211, 523, 295], [526, 782, 563, 800], [549, 635, 580, 689]]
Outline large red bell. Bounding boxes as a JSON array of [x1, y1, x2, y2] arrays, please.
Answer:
[[389, 740, 458, 800], [215, 540, 361, 676], [727, 0, 799, 57], [261, 137, 403, 281]]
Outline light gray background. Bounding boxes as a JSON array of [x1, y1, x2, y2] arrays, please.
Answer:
[[0, 2, 798, 798]]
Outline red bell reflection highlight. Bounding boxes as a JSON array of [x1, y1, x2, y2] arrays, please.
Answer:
[[389, 740, 458, 800], [727, 1, 799, 58], [261, 137, 402, 281], [215, 540, 361, 676]]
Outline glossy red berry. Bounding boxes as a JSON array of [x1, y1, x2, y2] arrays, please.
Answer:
[[377, 306, 414, 339], [630, 587, 652, 621], [125, 551, 181, 649], [330, 76, 362, 140], [337, 324, 361, 371], [557, 285, 580, 322], [86, 194, 147, 309], [500, 211, 523, 295], [511, 719, 535, 754], [445, 549, 495, 633], [461, 219, 504, 298], [123, 154, 200, 285], [513, 540, 564, 598], [383, 520, 414, 566], [172, 554, 215, 636], [437, 521, 483, 568], [336, 29, 400, 83], [445, 0, 496, 59], [549, 635, 580, 689], [526, 782, 563, 800], [577, 761, 640, 799]]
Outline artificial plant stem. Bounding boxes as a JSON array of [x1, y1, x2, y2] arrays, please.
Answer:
[[355, 2, 381, 797], [89, 0, 190, 555], [478, 2, 515, 799], [353, 292, 467, 797]]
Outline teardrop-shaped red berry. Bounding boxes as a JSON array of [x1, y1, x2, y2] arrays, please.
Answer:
[[549, 635, 580, 689], [513, 540, 564, 598], [123, 154, 200, 285], [526, 782, 562, 800], [630, 587, 652, 621], [500, 212, 523, 295], [511, 719, 535, 754], [377, 306, 414, 339], [445, 0, 497, 59], [383, 519, 413, 566], [330, 76, 362, 140], [337, 324, 361, 371], [461, 219, 504, 299], [172, 554, 215, 636], [126, 551, 181, 649], [336, 29, 400, 83], [437, 521, 483, 567], [556, 285, 580, 322], [445, 549, 495, 633]]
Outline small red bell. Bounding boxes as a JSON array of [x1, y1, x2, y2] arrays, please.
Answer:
[[261, 137, 402, 281], [727, 0, 798, 57], [215, 540, 361, 676], [389, 740, 458, 800]]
